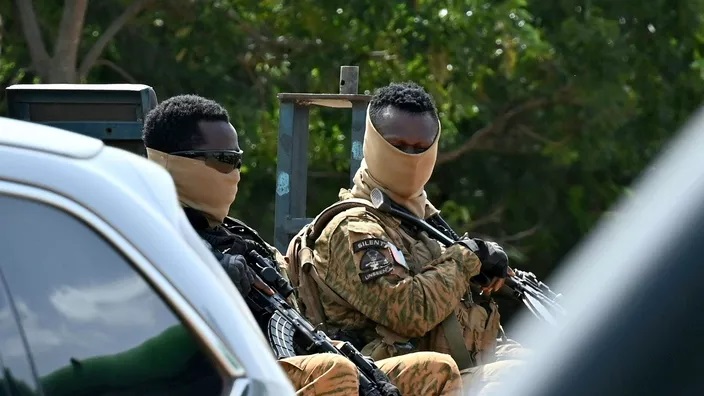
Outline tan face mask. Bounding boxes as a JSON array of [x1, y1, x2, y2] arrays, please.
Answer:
[[363, 107, 440, 197], [147, 148, 240, 226], [351, 107, 441, 218]]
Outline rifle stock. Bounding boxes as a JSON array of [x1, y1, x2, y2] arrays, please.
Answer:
[[243, 250, 400, 396]]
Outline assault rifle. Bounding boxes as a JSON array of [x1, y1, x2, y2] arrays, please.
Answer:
[[369, 188, 566, 326], [241, 249, 401, 396]]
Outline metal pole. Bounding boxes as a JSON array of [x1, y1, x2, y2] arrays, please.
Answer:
[[341, 66, 365, 185], [339, 66, 359, 95]]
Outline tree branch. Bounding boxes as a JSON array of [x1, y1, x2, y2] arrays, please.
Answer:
[[437, 97, 550, 165], [92, 59, 137, 83], [78, 0, 154, 80], [501, 223, 542, 243], [465, 203, 506, 230], [516, 124, 555, 144], [13, 0, 50, 78], [238, 57, 267, 104], [51, 0, 88, 82]]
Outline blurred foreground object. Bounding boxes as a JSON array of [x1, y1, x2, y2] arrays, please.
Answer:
[[0, 117, 294, 395], [492, 108, 704, 395]]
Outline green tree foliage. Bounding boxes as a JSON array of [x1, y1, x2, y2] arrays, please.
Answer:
[[1, 0, 703, 288]]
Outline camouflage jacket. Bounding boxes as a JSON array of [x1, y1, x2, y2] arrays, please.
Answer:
[[307, 190, 501, 364]]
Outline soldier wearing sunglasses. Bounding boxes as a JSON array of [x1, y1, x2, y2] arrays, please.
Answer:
[[142, 94, 463, 396]]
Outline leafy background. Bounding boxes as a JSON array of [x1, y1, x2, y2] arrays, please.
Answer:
[[2, 0, 703, 325]]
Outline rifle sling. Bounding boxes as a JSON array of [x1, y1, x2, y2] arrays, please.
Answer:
[[441, 314, 476, 370]]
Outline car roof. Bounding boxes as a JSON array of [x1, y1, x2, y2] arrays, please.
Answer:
[[0, 117, 103, 159], [495, 108, 704, 395], [0, 117, 293, 393]]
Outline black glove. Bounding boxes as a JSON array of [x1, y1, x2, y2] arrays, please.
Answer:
[[227, 235, 268, 258], [226, 235, 252, 256], [221, 253, 256, 295], [455, 238, 509, 285]]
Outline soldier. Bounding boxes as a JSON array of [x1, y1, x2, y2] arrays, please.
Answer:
[[287, 82, 524, 395], [142, 94, 463, 396]]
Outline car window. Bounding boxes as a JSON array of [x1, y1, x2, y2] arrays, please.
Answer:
[[0, 194, 224, 396], [0, 275, 41, 396]]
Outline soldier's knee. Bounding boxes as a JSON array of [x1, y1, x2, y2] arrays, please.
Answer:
[[404, 352, 461, 383], [435, 352, 461, 374], [326, 354, 359, 377], [413, 352, 462, 378], [415, 352, 463, 395]]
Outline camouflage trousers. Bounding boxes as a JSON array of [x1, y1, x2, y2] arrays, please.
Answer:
[[279, 354, 358, 396], [379, 351, 463, 396], [279, 351, 463, 396]]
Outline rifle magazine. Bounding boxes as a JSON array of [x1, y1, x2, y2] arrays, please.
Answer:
[[268, 311, 297, 359]]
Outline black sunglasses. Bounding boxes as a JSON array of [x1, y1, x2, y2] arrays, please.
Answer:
[[170, 149, 243, 174]]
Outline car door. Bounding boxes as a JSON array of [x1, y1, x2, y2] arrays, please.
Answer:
[[0, 272, 42, 396], [0, 189, 231, 396]]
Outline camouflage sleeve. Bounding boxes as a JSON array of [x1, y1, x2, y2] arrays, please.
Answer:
[[321, 216, 481, 338]]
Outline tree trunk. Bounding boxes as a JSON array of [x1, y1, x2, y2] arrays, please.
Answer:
[[47, 0, 89, 83], [14, 0, 51, 81], [15, 0, 152, 84]]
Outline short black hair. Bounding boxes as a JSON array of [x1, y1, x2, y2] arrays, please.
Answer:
[[368, 81, 439, 127], [142, 94, 230, 153]]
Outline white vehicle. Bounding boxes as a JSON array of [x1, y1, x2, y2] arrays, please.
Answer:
[[0, 116, 295, 396]]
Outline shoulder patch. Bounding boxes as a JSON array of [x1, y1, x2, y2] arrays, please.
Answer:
[[352, 238, 388, 252], [358, 249, 393, 283]]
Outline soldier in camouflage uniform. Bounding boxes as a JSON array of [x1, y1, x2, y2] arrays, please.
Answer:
[[142, 94, 463, 396], [288, 82, 525, 395]]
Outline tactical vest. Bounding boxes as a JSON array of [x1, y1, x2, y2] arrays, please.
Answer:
[[186, 208, 286, 277], [285, 199, 501, 369], [222, 217, 268, 251]]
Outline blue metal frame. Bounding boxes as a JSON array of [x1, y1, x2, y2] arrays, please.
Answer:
[[274, 102, 311, 251], [273, 66, 371, 252], [350, 101, 367, 181]]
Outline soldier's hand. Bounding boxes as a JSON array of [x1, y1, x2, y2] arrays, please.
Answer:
[[221, 254, 275, 296], [227, 235, 256, 256], [476, 239, 510, 293], [456, 238, 510, 293], [222, 254, 254, 295], [481, 277, 505, 295], [482, 268, 515, 296]]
